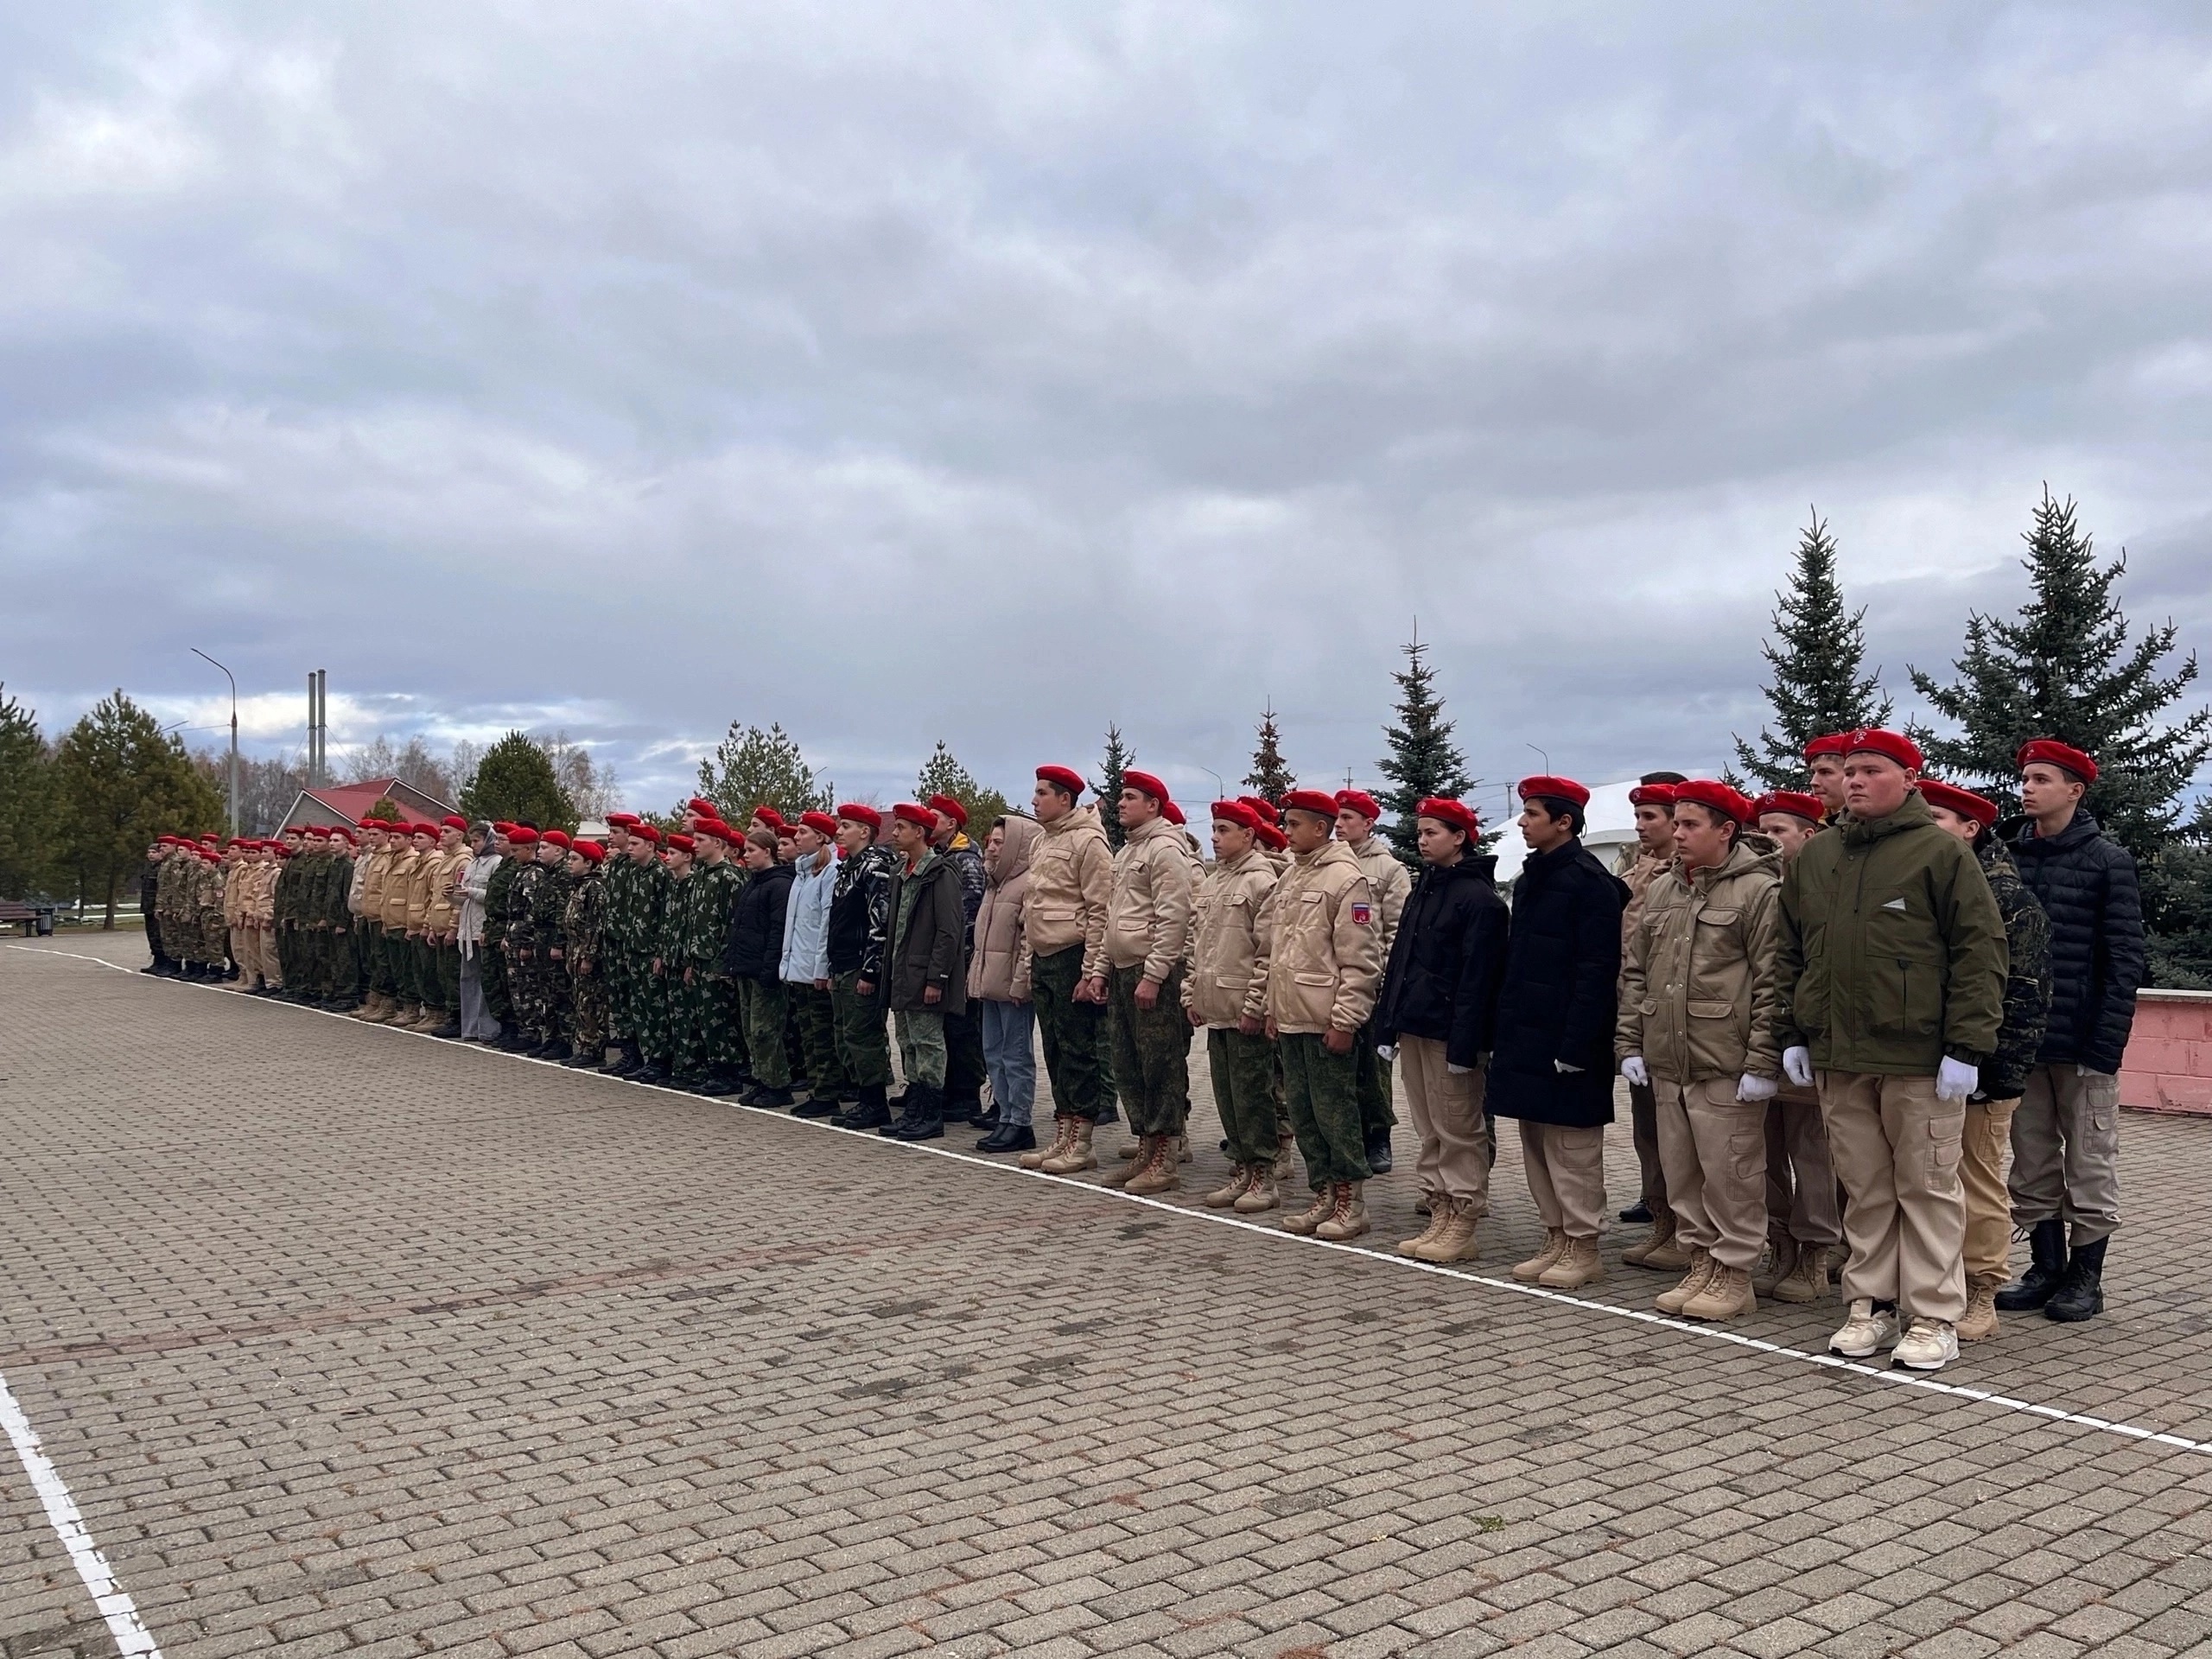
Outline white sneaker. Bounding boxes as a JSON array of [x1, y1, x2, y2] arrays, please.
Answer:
[[1828, 1298, 1900, 1358], [1891, 1318, 1959, 1372]]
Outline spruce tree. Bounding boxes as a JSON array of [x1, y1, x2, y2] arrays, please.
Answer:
[[1096, 724, 1133, 851], [1243, 702, 1296, 803], [1376, 626, 1474, 867], [915, 741, 1011, 836], [459, 731, 576, 830], [1731, 512, 1894, 790], [54, 691, 222, 925], [690, 721, 830, 822], [1909, 488, 2209, 864]]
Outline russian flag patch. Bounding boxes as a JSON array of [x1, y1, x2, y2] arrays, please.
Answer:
[[1351, 903, 1372, 926]]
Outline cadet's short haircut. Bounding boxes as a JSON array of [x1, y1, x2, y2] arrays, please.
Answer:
[[1640, 770, 1688, 785], [1529, 795, 1586, 836], [746, 826, 778, 854]]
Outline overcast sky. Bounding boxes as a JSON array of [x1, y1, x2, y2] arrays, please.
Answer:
[[5, 3, 2209, 817]]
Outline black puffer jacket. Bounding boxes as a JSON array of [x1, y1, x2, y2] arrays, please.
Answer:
[[724, 860, 794, 982], [2002, 809, 2144, 1075], [1374, 855, 1510, 1070], [1487, 839, 1629, 1128]]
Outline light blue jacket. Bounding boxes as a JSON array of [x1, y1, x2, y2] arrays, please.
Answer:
[[781, 852, 837, 982]]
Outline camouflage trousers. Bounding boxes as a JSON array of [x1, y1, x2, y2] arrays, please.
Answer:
[[511, 946, 569, 1042], [635, 965, 677, 1065], [601, 947, 642, 1043], [480, 932, 512, 1020], [198, 912, 229, 968], [413, 938, 459, 1015], [1281, 1033, 1369, 1189], [830, 970, 892, 1088], [1208, 1026, 1280, 1166], [671, 969, 740, 1081], [1031, 945, 1107, 1122], [789, 982, 849, 1097], [569, 961, 608, 1054], [382, 932, 415, 1003], [1107, 963, 1192, 1136], [894, 1007, 948, 1090], [738, 978, 790, 1088], [1353, 1016, 1396, 1134]]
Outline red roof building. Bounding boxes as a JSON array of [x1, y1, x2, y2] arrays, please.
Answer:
[[279, 777, 456, 830]]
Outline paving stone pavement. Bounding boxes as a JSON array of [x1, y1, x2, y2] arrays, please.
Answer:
[[3, 933, 2212, 1659]]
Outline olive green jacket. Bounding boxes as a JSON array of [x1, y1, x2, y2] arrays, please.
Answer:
[[1617, 833, 1784, 1084], [1775, 792, 2008, 1075]]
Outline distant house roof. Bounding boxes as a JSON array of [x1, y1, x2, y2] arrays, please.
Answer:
[[280, 778, 456, 830]]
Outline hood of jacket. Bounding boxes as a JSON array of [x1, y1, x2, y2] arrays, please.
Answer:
[[1672, 830, 1782, 893], [991, 813, 1042, 887], [1840, 790, 1936, 849]]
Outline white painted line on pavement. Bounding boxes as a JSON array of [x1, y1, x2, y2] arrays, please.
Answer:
[[0, 1370, 165, 1656], [16, 940, 2212, 1461]]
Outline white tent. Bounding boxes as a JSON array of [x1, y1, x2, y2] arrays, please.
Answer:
[[1490, 777, 1692, 889]]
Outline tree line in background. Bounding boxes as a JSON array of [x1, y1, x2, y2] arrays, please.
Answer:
[[2, 487, 2204, 976]]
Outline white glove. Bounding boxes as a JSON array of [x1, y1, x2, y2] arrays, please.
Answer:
[[1447, 1063, 1471, 1077], [1735, 1072, 1779, 1103], [1375, 1044, 1397, 1063], [1783, 1046, 1814, 1088], [1936, 1056, 1979, 1103], [1554, 1059, 1584, 1075], [1620, 1055, 1649, 1086]]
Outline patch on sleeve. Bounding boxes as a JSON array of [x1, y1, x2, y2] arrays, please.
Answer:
[[1351, 902, 1372, 926]]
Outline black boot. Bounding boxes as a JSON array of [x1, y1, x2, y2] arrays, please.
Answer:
[[1619, 1200, 1654, 1224], [1364, 1127, 1394, 1175], [560, 1044, 602, 1068], [969, 1103, 1001, 1133], [633, 1061, 671, 1085], [1096, 1102, 1120, 1127], [600, 1044, 641, 1077], [976, 1120, 1035, 1154], [890, 1083, 945, 1141], [941, 1093, 981, 1127], [836, 1083, 891, 1131], [791, 1091, 841, 1119], [2044, 1237, 2107, 1323], [1995, 1218, 2068, 1311]]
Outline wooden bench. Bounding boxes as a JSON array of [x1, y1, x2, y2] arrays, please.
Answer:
[[0, 900, 59, 937]]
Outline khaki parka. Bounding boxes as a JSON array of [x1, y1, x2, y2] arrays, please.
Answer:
[[1617, 833, 1784, 1084], [1105, 813, 1195, 982], [1255, 839, 1382, 1034], [1776, 791, 2009, 1075], [1183, 847, 1278, 1027], [1023, 802, 1114, 980], [1346, 835, 1412, 960]]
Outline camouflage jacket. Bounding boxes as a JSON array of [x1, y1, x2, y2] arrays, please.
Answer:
[[1979, 838, 2052, 1102], [483, 855, 520, 942], [528, 861, 574, 946], [563, 869, 607, 970], [608, 855, 669, 957], [680, 859, 744, 971], [505, 859, 547, 948], [658, 869, 694, 963]]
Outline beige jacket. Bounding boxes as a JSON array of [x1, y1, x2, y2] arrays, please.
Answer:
[[1106, 814, 1195, 982], [420, 847, 467, 934], [969, 815, 1040, 1003], [383, 848, 422, 931], [221, 861, 251, 927], [1617, 842, 1675, 952], [1184, 847, 1277, 1027], [1617, 835, 1784, 1084], [245, 861, 278, 926], [1023, 803, 1113, 979], [1256, 839, 1381, 1034], [1346, 835, 1412, 960], [358, 847, 395, 920]]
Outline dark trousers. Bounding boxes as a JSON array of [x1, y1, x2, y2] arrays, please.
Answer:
[[1630, 1080, 1673, 1224], [1107, 963, 1192, 1135], [1032, 945, 1106, 1122], [944, 1005, 987, 1106], [1354, 1017, 1395, 1135], [1281, 1033, 1368, 1188]]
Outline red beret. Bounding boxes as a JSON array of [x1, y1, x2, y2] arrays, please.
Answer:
[[492, 821, 517, 836], [1803, 733, 1854, 763], [573, 839, 606, 863], [1673, 779, 1754, 826], [1847, 728, 1923, 771], [1210, 800, 1259, 830], [692, 819, 734, 843], [836, 802, 882, 831], [892, 802, 936, 830], [438, 815, 463, 831], [329, 827, 356, 843], [1122, 770, 1168, 804], [508, 826, 538, 844], [541, 829, 572, 850], [354, 817, 377, 830], [1280, 789, 1340, 819], [1919, 779, 1999, 828], [1629, 783, 1677, 809], [1518, 775, 1591, 809], [751, 805, 787, 830], [687, 798, 718, 817], [1035, 765, 1085, 797], [1255, 822, 1288, 853], [1753, 791, 1825, 825], [1335, 790, 1382, 822], [665, 833, 695, 855], [605, 812, 640, 827], [1237, 795, 1279, 826], [630, 823, 663, 845], [1417, 797, 1480, 837], [410, 822, 436, 838], [926, 793, 968, 828], [1162, 800, 1186, 826], [2017, 738, 2097, 784], [798, 810, 839, 839], [199, 832, 219, 842]]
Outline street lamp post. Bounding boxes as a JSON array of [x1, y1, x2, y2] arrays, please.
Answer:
[[192, 648, 239, 837]]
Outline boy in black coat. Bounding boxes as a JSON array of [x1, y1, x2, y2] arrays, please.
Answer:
[[1489, 777, 1630, 1290], [726, 828, 798, 1106], [1374, 797, 1509, 1264]]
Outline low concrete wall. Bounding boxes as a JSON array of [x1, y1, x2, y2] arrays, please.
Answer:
[[2120, 988, 2212, 1116]]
